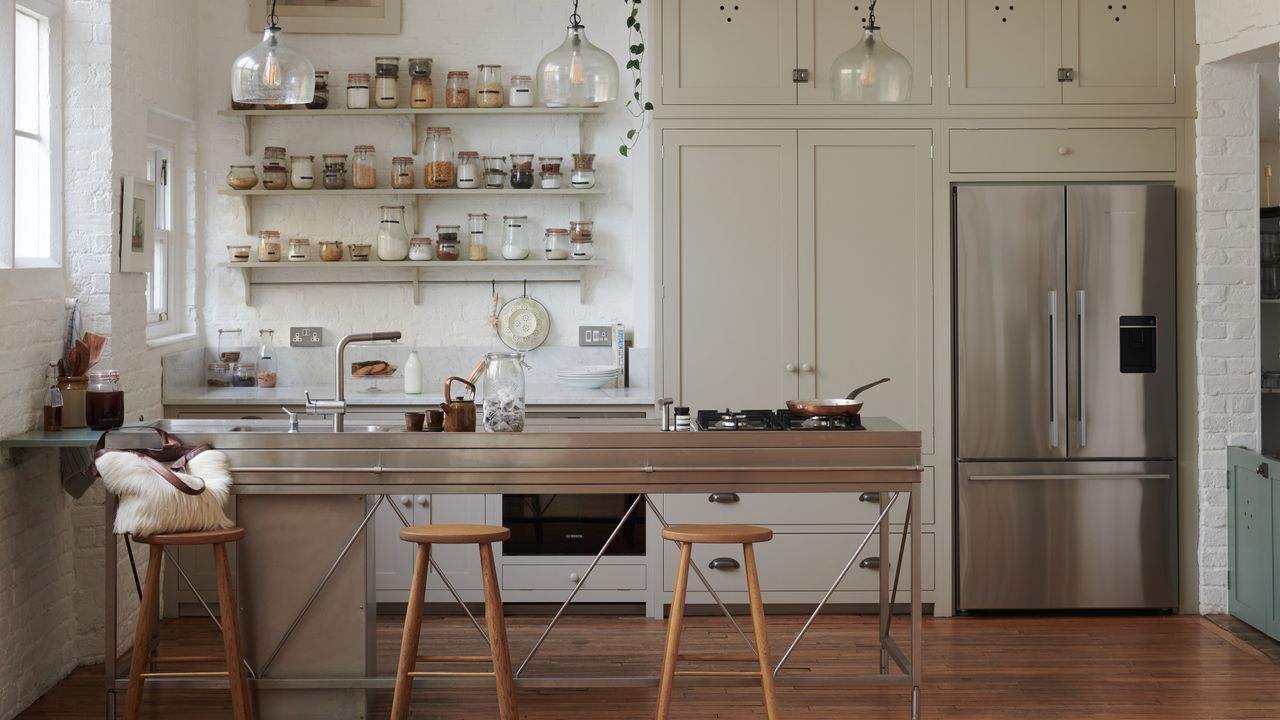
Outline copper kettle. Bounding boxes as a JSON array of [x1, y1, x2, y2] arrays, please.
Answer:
[[441, 376, 477, 432]]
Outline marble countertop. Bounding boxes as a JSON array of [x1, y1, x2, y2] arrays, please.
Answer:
[[163, 383, 656, 407]]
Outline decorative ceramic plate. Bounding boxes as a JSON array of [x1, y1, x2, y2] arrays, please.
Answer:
[[497, 297, 551, 351]]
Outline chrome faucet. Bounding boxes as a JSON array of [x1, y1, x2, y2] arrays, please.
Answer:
[[306, 331, 403, 431]]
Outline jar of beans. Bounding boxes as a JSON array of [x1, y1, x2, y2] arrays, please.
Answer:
[[446, 71, 470, 108], [391, 156, 415, 189], [509, 153, 535, 189]]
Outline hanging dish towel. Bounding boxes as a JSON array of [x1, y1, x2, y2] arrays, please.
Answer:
[[93, 429, 235, 536]]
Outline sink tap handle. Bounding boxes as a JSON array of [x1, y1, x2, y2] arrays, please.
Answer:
[[281, 407, 301, 432]]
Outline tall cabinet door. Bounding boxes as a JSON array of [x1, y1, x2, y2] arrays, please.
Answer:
[[661, 0, 798, 104], [948, 0, 1063, 104], [799, 130, 934, 449], [1228, 448, 1276, 637], [661, 130, 800, 409], [797, 0, 933, 105], [1061, 0, 1176, 104]]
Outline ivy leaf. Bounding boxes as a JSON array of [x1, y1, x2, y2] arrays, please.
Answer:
[[619, 145, 630, 157], [627, 15, 635, 27], [634, 91, 641, 100], [635, 78, 642, 86], [634, 22, 641, 31], [627, 129, 637, 139], [643, 102, 654, 111]]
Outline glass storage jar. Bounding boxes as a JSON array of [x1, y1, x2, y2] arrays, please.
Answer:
[[319, 240, 343, 261], [206, 362, 232, 388], [540, 171, 562, 189], [375, 56, 400, 108], [569, 219, 594, 242], [348, 243, 372, 261], [323, 154, 348, 189], [231, 363, 257, 388], [502, 215, 530, 260], [258, 231, 282, 262], [377, 205, 410, 261], [307, 70, 330, 109], [483, 156, 506, 189], [423, 127, 455, 188], [226, 165, 259, 190], [288, 238, 310, 261], [391, 156, 415, 189], [263, 146, 287, 169], [257, 330, 278, 388], [262, 165, 288, 190], [347, 73, 371, 108], [227, 244, 252, 263], [86, 370, 124, 431], [409, 237, 433, 261], [456, 151, 481, 189], [509, 153, 534, 189], [435, 225, 461, 260], [58, 375, 86, 428], [409, 57, 434, 108], [290, 155, 315, 189], [539, 156, 563, 173], [571, 237, 595, 260], [481, 351, 527, 432], [468, 213, 489, 260], [571, 153, 596, 189], [217, 328, 244, 363], [352, 145, 377, 189], [509, 75, 534, 107], [544, 228, 571, 260], [446, 71, 470, 108], [476, 64, 504, 108]]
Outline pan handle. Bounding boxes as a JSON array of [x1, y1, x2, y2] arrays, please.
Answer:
[[846, 377, 891, 400]]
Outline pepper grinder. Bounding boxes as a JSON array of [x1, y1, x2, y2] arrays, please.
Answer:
[[656, 397, 674, 431]]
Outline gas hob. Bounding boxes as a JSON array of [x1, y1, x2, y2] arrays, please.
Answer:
[[694, 409, 866, 431]]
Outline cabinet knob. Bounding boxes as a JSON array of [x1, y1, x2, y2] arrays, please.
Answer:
[[801, 363, 814, 373], [400, 496, 413, 507], [1057, 146, 1070, 156], [785, 363, 797, 373], [419, 497, 430, 507], [569, 572, 582, 584]]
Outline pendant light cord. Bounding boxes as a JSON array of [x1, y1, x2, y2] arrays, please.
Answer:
[[864, 0, 879, 29], [268, 0, 281, 30], [569, 0, 583, 29]]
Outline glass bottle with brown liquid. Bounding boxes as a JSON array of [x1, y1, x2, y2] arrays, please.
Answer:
[[43, 362, 63, 432]]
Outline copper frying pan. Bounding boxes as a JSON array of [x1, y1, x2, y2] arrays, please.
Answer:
[[787, 378, 891, 417]]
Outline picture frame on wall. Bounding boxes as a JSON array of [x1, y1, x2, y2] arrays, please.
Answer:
[[119, 176, 155, 274], [248, 0, 402, 35]]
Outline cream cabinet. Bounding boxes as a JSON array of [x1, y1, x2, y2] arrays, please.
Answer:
[[373, 493, 487, 601], [660, 128, 934, 440], [948, 0, 1176, 104]]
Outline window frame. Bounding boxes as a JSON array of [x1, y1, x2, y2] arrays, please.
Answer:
[[4, 0, 62, 270], [144, 111, 193, 343]]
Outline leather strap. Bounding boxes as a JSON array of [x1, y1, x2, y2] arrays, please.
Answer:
[[92, 428, 210, 496]]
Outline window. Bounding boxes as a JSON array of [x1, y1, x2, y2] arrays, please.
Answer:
[[145, 110, 193, 342], [5, 0, 61, 268], [146, 145, 172, 325]]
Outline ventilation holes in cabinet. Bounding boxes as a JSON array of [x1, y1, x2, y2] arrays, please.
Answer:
[[719, 4, 741, 22], [995, 4, 1014, 23], [854, 4, 866, 25]]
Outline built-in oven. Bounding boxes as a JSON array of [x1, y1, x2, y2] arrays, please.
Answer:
[[501, 494, 645, 556]]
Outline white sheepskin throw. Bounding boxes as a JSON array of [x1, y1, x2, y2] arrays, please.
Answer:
[[96, 449, 235, 536]]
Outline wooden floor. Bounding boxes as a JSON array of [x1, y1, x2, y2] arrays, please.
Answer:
[[17, 612, 1280, 719]]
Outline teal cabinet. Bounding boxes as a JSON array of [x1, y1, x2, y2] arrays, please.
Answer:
[[1228, 447, 1280, 639]]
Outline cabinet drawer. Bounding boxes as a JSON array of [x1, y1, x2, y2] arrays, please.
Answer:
[[662, 473, 934, 527], [664, 532, 935, 593], [502, 564, 647, 592], [949, 128, 1176, 173]]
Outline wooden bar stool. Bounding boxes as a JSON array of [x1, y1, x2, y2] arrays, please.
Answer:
[[125, 528, 251, 720], [657, 524, 779, 720], [391, 524, 519, 720]]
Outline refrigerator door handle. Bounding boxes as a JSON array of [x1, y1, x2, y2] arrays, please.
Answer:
[[967, 473, 1173, 482], [1048, 290, 1059, 449], [1076, 289, 1086, 448]]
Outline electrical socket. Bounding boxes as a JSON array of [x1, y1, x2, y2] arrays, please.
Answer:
[[290, 327, 323, 347], [578, 325, 613, 347]]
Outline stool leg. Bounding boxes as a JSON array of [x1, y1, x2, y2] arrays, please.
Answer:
[[656, 541, 693, 720], [479, 542, 519, 720], [744, 543, 780, 720], [391, 543, 430, 720], [124, 544, 164, 720], [213, 542, 252, 720]]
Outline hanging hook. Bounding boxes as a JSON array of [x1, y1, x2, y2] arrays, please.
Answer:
[[569, 0, 583, 28], [491, 279, 496, 297], [268, 0, 281, 30], [522, 280, 529, 298], [864, 0, 878, 29]]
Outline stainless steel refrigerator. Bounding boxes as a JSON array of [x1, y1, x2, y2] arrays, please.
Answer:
[[954, 184, 1178, 611]]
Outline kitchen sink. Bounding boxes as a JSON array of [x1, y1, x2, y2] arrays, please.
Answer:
[[147, 419, 389, 434], [228, 424, 388, 433]]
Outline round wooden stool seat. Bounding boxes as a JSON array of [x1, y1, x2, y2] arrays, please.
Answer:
[[661, 524, 773, 544], [400, 523, 511, 545], [132, 527, 246, 546]]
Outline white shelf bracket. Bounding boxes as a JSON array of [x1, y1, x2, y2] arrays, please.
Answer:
[[241, 268, 254, 306], [240, 195, 253, 235], [412, 272, 421, 306], [240, 115, 253, 155]]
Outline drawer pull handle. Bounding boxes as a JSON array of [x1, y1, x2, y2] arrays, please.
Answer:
[[858, 492, 880, 503], [709, 557, 740, 571], [1057, 146, 1070, 156], [859, 557, 881, 570], [708, 492, 740, 504], [569, 572, 582, 584]]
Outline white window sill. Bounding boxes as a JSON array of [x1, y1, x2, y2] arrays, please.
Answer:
[[145, 332, 198, 350]]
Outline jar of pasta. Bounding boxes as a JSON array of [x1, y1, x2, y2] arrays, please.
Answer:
[[258, 230, 282, 262], [423, 128, 455, 188], [476, 64, 504, 108], [446, 71, 470, 108], [352, 145, 377, 189]]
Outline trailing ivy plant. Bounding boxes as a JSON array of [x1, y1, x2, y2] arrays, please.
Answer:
[[620, 0, 651, 156]]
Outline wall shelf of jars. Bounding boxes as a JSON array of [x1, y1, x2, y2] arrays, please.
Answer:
[[219, 259, 603, 306]]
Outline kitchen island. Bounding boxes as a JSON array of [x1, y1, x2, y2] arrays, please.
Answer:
[[103, 419, 923, 720]]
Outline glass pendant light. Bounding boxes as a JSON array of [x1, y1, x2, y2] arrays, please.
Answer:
[[536, 0, 620, 108], [830, 0, 912, 103], [231, 0, 315, 105]]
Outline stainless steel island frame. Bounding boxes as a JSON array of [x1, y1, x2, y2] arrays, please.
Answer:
[[104, 419, 924, 719]]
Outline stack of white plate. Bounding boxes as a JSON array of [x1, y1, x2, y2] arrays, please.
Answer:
[[557, 365, 621, 389]]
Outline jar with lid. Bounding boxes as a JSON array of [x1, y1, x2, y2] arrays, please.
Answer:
[[509, 153, 534, 189], [572, 153, 596, 189], [409, 58, 434, 108], [468, 213, 489, 260], [347, 73, 371, 109], [391, 157, 415, 189], [409, 237, 434, 261], [423, 127, 455, 188], [540, 172, 562, 189], [475, 64, 504, 108], [290, 155, 315, 189], [539, 156, 563, 173], [352, 145, 377, 189], [307, 70, 330, 109], [58, 375, 88, 428], [257, 330, 278, 388], [323, 154, 348, 189], [544, 228, 571, 260], [481, 351, 527, 432], [456, 151, 481, 189], [86, 370, 124, 431], [375, 56, 400, 108], [571, 237, 594, 261], [435, 225, 461, 260], [262, 166, 288, 190], [206, 362, 232, 388], [263, 146, 287, 169], [288, 238, 311, 261], [509, 75, 534, 107], [483, 156, 506, 189], [377, 205, 410, 261], [445, 71, 470, 108], [319, 240, 344, 262], [231, 363, 258, 388], [217, 328, 244, 363], [258, 231, 282, 262], [226, 165, 259, 190], [569, 219, 594, 242], [502, 215, 530, 260]]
